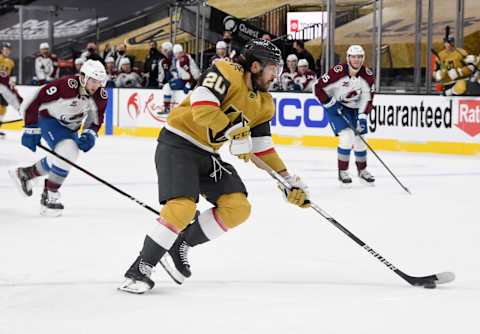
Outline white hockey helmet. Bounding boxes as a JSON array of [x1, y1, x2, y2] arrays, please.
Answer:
[[346, 44, 365, 68], [80, 59, 107, 87], [39, 42, 49, 50], [216, 41, 227, 49], [297, 58, 309, 67], [286, 54, 298, 62], [161, 41, 173, 52], [173, 44, 183, 55], [118, 57, 131, 67]]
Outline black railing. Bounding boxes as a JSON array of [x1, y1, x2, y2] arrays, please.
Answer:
[[246, 4, 289, 38]]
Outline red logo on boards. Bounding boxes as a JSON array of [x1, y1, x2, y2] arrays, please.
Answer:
[[290, 20, 299, 32], [456, 100, 480, 137]]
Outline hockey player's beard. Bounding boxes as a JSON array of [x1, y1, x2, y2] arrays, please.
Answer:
[[252, 72, 270, 92]]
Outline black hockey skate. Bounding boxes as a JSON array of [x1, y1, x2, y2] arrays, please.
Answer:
[[159, 233, 191, 285], [9, 167, 34, 197], [40, 184, 64, 217], [358, 169, 375, 184], [338, 170, 352, 185], [119, 256, 155, 294], [0, 131, 5, 139]]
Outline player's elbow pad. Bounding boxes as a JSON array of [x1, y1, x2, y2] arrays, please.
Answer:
[[191, 105, 230, 133]]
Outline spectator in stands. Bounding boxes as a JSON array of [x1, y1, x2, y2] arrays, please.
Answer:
[[115, 57, 142, 88], [101, 43, 115, 61], [105, 56, 117, 88], [33, 42, 58, 85], [158, 42, 173, 89], [293, 40, 315, 71], [294, 58, 316, 92], [114, 43, 132, 71], [222, 30, 241, 63], [278, 54, 301, 92], [143, 40, 163, 88], [209, 41, 229, 66], [81, 42, 104, 64], [261, 33, 272, 41], [74, 58, 84, 74], [161, 44, 200, 114]]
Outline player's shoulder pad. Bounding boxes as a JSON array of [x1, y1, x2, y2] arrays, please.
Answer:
[[197, 61, 234, 101], [256, 91, 275, 121], [42, 75, 78, 98], [214, 60, 243, 82], [457, 48, 468, 57], [331, 64, 346, 74], [359, 66, 375, 85], [99, 87, 108, 100]]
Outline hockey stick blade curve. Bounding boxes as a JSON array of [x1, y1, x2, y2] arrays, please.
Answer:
[[251, 155, 455, 288], [401, 271, 455, 288]]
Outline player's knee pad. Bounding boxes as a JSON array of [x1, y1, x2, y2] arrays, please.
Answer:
[[216, 192, 251, 229], [452, 80, 467, 95], [338, 128, 355, 150], [47, 139, 79, 172], [160, 197, 197, 231], [353, 135, 367, 152]]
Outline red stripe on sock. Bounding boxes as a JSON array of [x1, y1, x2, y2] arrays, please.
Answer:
[[156, 217, 180, 234], [338, 160, 349, 170], [191, 101, 220, 108], [254, 148, 275, 157], [212, 208, 228, 232]]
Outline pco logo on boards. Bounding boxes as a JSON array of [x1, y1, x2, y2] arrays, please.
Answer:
[[456, 99, 480, 137], [271, 97, 329, 128]]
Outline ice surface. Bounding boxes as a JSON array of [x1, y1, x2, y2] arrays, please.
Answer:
[[0, 130, 478, 334]]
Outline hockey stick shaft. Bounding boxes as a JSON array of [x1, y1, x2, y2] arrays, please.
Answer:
[[38, 144, 160, 215], [339, 113, 411, 194], [251, 155, 416, 285], [0, 118, 23, 125]]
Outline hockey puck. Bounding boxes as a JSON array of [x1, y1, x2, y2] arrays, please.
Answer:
[[423, 281, 437, 289]]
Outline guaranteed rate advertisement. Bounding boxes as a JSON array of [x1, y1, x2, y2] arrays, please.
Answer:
[[5, 87, 480, 152], [111, 90, 480, 147]]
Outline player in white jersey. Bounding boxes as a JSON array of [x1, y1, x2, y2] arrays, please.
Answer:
[[161, 44, 201, 114], [9, 60, 108, 216], [313, 45, 375, 185], [277, 54, 300, 91], [115, 58, 143, 88]]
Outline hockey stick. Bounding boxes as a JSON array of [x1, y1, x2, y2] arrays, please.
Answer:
[[251, 154, 455, 288], [338, 112, 411, 194], [0, 118, 23, 125], [38, 144, 160, 215]]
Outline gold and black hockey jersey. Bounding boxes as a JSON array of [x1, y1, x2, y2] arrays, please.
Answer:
[[0, 54, 14, 76], [166, 60, 286, 172], [436, 48, 472, 84]]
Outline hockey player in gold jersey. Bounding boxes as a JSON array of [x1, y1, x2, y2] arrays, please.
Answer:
[[0, 42, 15, 138], [433, 29, 472, 96], [119, 39, 311, 294]]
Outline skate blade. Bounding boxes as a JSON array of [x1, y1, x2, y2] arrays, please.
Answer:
[[159, 255, 186, 285], [118, 278, 152, 294], [339, 182, 352, 189], [8, 169, 32, 197], [359, 178, 375, 186], [40, 205, 63, 217]]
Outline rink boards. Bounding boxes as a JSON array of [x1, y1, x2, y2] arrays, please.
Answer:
[[3, 86, 480, 155]]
